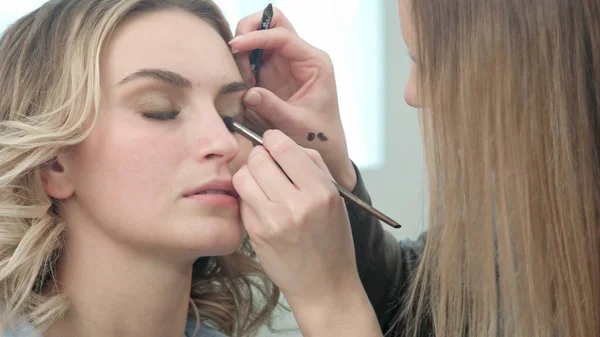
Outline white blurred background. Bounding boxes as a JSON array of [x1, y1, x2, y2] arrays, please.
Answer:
[[0, 1, 426, 335]]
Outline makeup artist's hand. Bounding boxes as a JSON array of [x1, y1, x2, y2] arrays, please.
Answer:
[[231, 8, 357, 191], [232, 130, 381, 337]]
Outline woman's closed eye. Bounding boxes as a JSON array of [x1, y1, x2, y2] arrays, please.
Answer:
[[142, 110, 180, 120], [132, 92, 181, 121]]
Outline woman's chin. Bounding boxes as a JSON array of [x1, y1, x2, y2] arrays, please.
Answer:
[[175, 217, 246, 257]]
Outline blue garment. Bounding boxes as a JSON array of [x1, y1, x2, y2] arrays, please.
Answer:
[[3, 318, 228, 337]]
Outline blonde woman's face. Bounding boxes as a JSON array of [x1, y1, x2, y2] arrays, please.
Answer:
[[399, 0, 419, 108], [56, 10, 253, 259]]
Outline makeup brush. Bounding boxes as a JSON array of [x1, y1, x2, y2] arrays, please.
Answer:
[[249, 3, 274, 84], [223, 116, 401, 229]]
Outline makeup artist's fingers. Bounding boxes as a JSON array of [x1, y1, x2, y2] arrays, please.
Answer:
[[243, 87, 291, 124], [234, 6, 297, 37], [262, 130, 335, 193], [229, 27, 321, 63], [232, 7, 297, 73], [232, 147, 359, 305], [246, 146, 297, 201], [233, 165, 278, 235], [238, 200, 261, 233], [234, 52, 255, 87], [303, 148, 333, 178], [232, 164, 272, 206]]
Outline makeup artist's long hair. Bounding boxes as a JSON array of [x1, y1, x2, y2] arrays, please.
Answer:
[[0, 0, 278, 336], [399, 1, 600, 337]]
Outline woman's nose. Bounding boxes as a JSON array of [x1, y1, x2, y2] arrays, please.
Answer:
[[193, 112, 240, 162]]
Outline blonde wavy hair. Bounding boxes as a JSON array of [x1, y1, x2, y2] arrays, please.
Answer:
[[0, 0, 278, 336], [401, 1, 600, 337]]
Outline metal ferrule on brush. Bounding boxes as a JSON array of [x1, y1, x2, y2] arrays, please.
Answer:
[[223, 117, 263, 146]]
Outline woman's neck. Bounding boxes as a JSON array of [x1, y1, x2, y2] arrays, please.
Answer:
[[45, 224, 194, 337]]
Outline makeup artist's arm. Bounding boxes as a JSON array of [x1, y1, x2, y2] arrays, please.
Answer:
[[348, 162, 427, 331], [233, 130, 382, 337]]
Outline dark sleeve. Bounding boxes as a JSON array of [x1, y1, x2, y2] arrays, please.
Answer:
[[345, 162, 427, 333]]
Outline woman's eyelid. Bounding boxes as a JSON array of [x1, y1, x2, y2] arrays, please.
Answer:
[[217, 95, 247, 117], [134, 92, 179, 111], [142, 110, 180, 120], [136, 90, 247, 120]]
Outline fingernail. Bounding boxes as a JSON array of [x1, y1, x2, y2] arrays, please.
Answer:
[[245, 90, 262, 106], [231, 48, 239, 54], [229, 35, 244, 44]]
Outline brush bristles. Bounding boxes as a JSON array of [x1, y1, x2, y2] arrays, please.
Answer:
[[222, 116, 235, 132]]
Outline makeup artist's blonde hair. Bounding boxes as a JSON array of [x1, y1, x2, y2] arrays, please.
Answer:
[[400, 1, 600, 337], [0, 0, 278, 335]]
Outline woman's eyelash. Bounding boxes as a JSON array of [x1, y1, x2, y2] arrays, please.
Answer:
[[142, 111, 180, 120], [141, 108, 249, 123]]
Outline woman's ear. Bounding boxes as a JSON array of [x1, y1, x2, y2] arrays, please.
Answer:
[[39, 156, 74, 200]]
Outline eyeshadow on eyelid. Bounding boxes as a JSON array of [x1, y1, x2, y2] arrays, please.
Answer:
[[218, 102, 245, 118], [132, 93, 176, 111]]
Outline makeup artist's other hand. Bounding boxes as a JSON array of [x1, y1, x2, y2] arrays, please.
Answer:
[[233, 130, 382, 337], [231, 8, 357, 191], [233, 129, 360, 301]]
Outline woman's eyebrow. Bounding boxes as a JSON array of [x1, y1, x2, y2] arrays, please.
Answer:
[[117, 68, 248, 96], [219, 82, 249, 95], [118, 69, 192, 88]]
